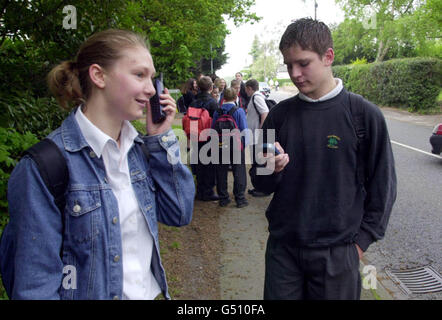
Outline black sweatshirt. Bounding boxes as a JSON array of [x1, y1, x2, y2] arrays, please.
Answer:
[[250, 88, 397, 251], [192, 92, 219, 118]]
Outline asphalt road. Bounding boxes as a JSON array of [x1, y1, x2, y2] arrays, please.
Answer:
[[264, 89, 442, 300]]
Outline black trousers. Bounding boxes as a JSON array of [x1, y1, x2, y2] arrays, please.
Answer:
[[194, 141, 216, 198], [215, 148, 246, 202], [264, 235, 361, 300]]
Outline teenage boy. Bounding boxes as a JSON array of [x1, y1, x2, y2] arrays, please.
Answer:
[[212, 88, 249, 208], [245, 79, 270, 197], [192, 76, 219, 201], [250, 18, 397, 300]]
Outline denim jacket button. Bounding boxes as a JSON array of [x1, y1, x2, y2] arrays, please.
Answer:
[[113, 255, 120, 262], [89, 151, 96, 158], [112, 217, 118, 224], [73, 204, 81, 213], [113, 295, 120, 300]]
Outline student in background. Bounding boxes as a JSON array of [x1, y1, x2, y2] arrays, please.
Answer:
[[244, 79, 270, 198], [229, 79, 247, 111], [212, 88, 249, 208], [235, 72, 250, 106], [192, 76, 219, 201], [181, 78, 198, 110]]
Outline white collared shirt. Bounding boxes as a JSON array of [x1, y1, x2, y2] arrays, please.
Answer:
[[75, 107, 161, 300], [299, 78, 343, 102]]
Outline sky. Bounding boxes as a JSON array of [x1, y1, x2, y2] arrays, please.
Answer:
[[217, 0, 346, 78]]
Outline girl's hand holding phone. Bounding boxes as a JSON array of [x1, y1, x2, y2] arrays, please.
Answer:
[[145, 87, 176, 136]]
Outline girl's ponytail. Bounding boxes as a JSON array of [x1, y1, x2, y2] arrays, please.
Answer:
[[47, 60, 84, 110], [47, 29, 149, 110]]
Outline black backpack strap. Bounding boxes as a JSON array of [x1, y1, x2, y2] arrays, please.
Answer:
[[139, 142, 151, 161], [24, 138, 68, 213], [216, 107, 225, 116], [348, 92, 367, 186], [252, 95, 262, 117], [227, 105, 239, 117], [136, 132, 151, 161], [348, 92, 366, 141]]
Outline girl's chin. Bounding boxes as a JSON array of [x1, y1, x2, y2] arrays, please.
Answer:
[[126, 110, 144, 122]]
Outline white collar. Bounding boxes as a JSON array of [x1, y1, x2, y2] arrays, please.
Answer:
[[299, 78, 343, 102], [75, 106, 139, 158]]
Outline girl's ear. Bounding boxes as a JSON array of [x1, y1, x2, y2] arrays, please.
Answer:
[[89, 64, 106, 89]]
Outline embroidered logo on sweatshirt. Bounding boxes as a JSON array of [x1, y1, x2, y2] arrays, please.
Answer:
[[327, 135, 341, 149]]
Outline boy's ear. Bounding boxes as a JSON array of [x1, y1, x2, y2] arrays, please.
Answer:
[[323, 48, 335, 67], [89, 64, 106, 89]]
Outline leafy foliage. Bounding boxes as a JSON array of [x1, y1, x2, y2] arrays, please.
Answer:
[[335, 0, 441, 63], [0, 93, 68, 139], [0, 128, 39, 230], [0, 0, 259, 91], [0, 127, 38, 300]]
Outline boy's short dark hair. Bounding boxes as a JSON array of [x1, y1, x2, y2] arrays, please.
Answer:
[[198, 76, 213, 92], [279, 18, 333, 57], [245, 79, 259, 91]]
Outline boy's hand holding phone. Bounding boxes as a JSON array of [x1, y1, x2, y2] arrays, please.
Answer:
[[259, 142, 289, 173]]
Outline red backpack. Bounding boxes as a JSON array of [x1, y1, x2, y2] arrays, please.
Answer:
[[182, 106, 212, 142]]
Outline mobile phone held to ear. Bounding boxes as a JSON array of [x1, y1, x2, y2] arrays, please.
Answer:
[[149, 73, 166, 123], [262, 143, 281, 155]]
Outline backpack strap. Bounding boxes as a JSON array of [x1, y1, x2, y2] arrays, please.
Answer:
[[24, 138, 68, 213], [347, 92, 367, 186], [227, 105, 239, 117], [348, 92, 366, 141], [136, 133, 151, 161], [252, 95, 261, 117]]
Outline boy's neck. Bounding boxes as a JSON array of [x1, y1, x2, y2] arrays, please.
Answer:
[[299, 78, 343, 102]]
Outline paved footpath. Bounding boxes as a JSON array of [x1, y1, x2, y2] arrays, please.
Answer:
[[218, 163, 394, 300]]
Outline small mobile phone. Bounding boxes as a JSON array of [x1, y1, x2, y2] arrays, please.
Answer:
[[262, 143, 281, 155], [149, 73, 166, 123]]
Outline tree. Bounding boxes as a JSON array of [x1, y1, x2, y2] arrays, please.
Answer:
[[250, 35, 261, 62], [121, 0, 260, 85], [331, 19, 377, 65], [335, 0, 440, 62], [0, 0, 260, 93], [248, 38, 279, 81]]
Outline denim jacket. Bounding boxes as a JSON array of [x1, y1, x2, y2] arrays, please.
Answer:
[[0, 110, 195, 299]]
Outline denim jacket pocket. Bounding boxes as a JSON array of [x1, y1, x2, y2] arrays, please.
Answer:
[[66, 190, 101, 243]]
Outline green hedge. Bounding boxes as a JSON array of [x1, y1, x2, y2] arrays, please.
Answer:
[[276, 78, 293, 87], [0, 128, 39, 232], [333, 57, 442, 113], [0, 93, 68, 140]]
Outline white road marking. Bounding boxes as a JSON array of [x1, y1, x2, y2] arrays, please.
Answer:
[[391, 140, 441, 159]]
